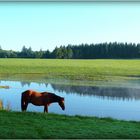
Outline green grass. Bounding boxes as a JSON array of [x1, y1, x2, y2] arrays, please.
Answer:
[[0, 110, 140, 139], [0, 59, 140, 138], [0, 58, 140, 81]]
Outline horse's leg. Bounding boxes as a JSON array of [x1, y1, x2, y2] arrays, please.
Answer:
[[44, 105, 48, 113], [24, 102, 28, 111], [21, 93, 29, 112], [21, 102, 28, 111]]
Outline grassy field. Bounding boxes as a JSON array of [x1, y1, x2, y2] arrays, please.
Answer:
[[0, 58, 140, 81], [0, 59, 140, 139], [0, 110, 140, 139]]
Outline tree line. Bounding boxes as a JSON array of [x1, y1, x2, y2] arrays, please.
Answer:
[[0, 42, 140, 59]]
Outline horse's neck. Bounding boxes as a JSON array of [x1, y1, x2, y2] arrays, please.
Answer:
[[48, 93, 60, 103]]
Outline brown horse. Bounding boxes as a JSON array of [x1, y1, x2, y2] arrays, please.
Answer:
[[21, 90, 65, 113]]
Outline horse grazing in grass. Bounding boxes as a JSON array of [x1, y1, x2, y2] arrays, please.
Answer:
[[21, 90, 65, 113]]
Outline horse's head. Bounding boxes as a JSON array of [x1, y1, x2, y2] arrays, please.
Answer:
[[58, 97, 65, 110]]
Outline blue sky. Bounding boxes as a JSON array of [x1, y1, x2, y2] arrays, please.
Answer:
[[0, 2, 140, 51]]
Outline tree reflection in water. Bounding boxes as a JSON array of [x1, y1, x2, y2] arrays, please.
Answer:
[[51, 84, 140, 100], [19, 81, 140, 100]]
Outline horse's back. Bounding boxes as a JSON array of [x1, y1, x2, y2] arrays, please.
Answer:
[[22, 90, 42, 96], [22, 90, 48, 106]]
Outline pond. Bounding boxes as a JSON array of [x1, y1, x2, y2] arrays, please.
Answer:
[[0, 80, 140, 121]]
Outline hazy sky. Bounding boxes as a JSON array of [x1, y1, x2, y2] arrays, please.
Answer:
[[0, 2, 140, 51]]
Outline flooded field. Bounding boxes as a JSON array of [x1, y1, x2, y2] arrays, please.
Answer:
[[0, 80, 140, 121]]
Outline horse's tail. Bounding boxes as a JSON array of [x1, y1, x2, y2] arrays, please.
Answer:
[[21, 91, 25, 111], [21, 90, 28, 111]]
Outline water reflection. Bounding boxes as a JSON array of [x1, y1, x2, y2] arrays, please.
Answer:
[[1, 80, 140, 121], [51, 84, 140, 100], [18, 81, 140, 100], [20, 81, 48, 88]]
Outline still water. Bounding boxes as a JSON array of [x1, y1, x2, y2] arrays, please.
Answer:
[[0, 80, 140, 121]]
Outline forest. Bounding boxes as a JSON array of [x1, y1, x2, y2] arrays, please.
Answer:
[[0, 42, 140, 59]]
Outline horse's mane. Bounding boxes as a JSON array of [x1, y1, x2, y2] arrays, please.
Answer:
[[42, 92, 62, 101]]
